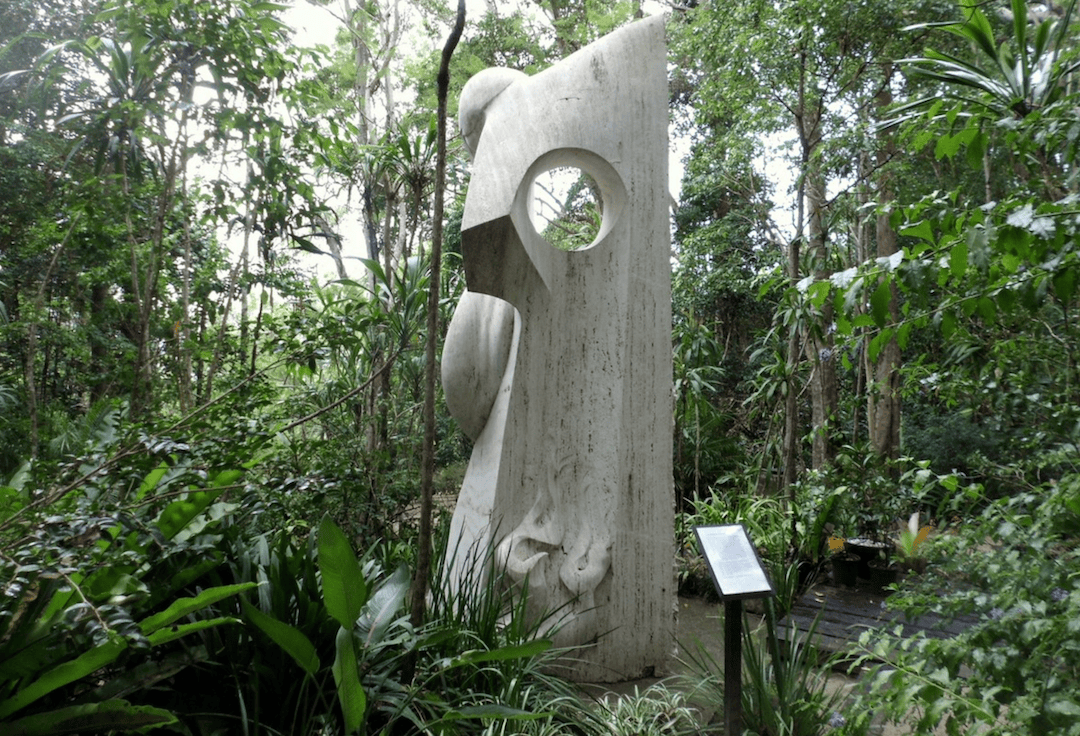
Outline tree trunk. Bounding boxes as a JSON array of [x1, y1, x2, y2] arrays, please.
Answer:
[[24, 313, 40, 459], [869, 65, 902, 460], [179, 162, 194, 413], [805, 162, 838, 469], [316, 213, 348, 280], [349, 0, 381, 292], [410, 0, 464, 631], [782, 235, 801, 491]]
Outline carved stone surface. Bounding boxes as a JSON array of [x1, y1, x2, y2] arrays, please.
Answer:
[[441, 16, 674, 682]]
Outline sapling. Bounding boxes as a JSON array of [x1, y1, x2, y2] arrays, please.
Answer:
[[896, 512, 931, 573]]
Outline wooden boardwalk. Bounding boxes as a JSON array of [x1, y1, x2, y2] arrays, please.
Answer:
[[776, 579, 978, 662]]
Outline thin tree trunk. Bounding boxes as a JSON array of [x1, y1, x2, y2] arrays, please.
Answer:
[[316, 213, 348, 280], [195, 297, 207, 402], [24, 316, 40, 459], [179, 138, 194, 413], [805, 161, 838, 470], [349, 0, 380, 293], [250, 284, 266, 376], [411, 0, 465, 631], [869, 64, 902, 461], [782, 235, 801, 492], [238, 209, 252, 371]]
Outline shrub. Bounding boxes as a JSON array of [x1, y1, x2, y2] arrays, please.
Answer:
[[681, 600, 858, 736], [846, 457, 1080, 735]]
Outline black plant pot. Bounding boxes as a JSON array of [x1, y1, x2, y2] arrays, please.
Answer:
[[832, 553, 860, 588], [868, 559, 900, 593], [845, 538, 890, 579]]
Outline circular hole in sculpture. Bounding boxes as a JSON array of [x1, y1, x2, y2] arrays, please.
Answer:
[[528, 166, 604, 251]]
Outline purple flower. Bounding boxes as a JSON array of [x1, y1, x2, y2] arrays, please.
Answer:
[[1051, 588, 1068, 603], [829, 711, 846, 728]]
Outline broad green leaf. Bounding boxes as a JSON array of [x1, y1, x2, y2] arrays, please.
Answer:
[[332, 627, 366, 734], [996, 288, 1016, 313], [934, 132, 962, 160], [86, 570, 145, 600], [136, 462, 169, 501], [963, 7, 999, 63], [870, 280, 892, 327], [145, 617, 241, 647], [1033, 14, 1051, 63], [954, 125, 978, 148], [293, 236, 324, 255], [443, 704, 552, 721], [139, 583, 256, 635], [965, 129, 987, 170], [155, 488, 224, 540], [167, 554, 224, 595], [912, 126, 934, 151], [867, 328, 894, 363], [900, 220, 935, 244], [5, 699, 176, 735], [356, 257, 389, 290], [807, 280, 831, 308], [0, 485, 25, 522], [977, 296, 996, 322], [1010, 0, 1027, 68], [1053, 269, 1076, 306], [318, 516, 368, 628], [0, 639, 127, 719], [897, 322, 913, 350], [210, 469, 243, 487], [358, 564, 409, 648], [1047, 698, 1080, 717], [1006, 203, 1034, 229], [450, 639, 553, 667], [950, 240, 968, 279], [242, 600, 320, 674]]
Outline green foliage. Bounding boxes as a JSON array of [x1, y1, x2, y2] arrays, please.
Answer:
[[0, 442, 257, 732], [899, 0, 1079, 121], [682, 602, 856, 736], [902, 403, 998, 478], [847, 454, 1080, 734], [673, 313, 743, 504], [202, 518, 591, 735], [594, 685, 699, 736], [678, 488, 804, 613], [254, 256, 438, 540]]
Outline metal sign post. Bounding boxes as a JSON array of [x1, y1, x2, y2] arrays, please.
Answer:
[[695, 524, 775, 735]]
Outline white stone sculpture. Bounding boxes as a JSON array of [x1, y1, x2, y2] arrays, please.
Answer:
[[441, 16, 673, 682]]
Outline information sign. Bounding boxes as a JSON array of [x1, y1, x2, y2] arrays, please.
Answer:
[[695, 524, 775, 600], [694, 524, 775, 736]]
